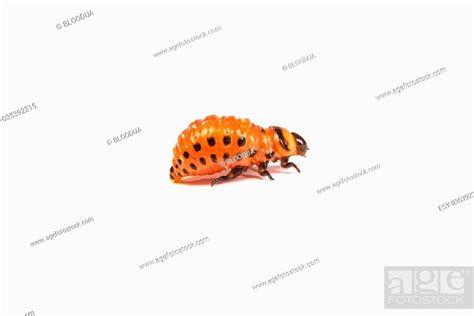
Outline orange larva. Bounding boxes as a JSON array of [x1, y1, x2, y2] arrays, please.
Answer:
[[170, 115, 308, 186]]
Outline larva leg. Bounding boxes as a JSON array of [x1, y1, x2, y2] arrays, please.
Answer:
[[211, 166, 247, 186], [280, 157, 300, 173], [258, 161, 274, 181]]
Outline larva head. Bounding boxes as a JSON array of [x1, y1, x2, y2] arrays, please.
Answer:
[[266, 126, 308, 159]]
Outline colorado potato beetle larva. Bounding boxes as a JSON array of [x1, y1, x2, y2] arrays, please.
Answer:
[[170, 115, 308, 186]]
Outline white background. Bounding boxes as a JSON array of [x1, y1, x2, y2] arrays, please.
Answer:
[[1, 1, 473, 315]]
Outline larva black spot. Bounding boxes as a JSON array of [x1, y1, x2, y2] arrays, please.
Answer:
[[199, 157, 206, 165], [261, 128, 265, 134], [223, 153, 229, 160], [177, 172, 182, 177], [210, 154, 217, 163], [238, 137, 246, 147], [178, 159, 182, 165], [193, 143, 201, 152], [183, 151, 190, 159], [190, 163, 197, 170], [265, 152, 274, 159], [174, 164, 178, 169], [207, 137, 216, 146], [223, 136, 231, 146], [170, 174, 174, 180], [249, 149, 257, 157], [170, 166, 174, 173], [183, 168, 189, 175]]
